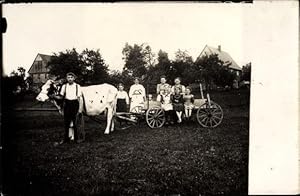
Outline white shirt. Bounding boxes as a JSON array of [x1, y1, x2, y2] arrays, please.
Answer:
[[129, 84, 146, 98], [129, 84, 146, 111], [60, 83, 82, 100], [117, 91, 129, 104]]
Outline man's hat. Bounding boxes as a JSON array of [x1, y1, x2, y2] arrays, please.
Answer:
[[66, 72, 76, 78]]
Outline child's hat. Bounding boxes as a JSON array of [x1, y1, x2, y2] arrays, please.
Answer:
[[66, 72, 76, 78]]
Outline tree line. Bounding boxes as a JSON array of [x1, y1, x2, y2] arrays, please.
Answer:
[[47, 43, 249, 90], [2, 43, 251, 97]]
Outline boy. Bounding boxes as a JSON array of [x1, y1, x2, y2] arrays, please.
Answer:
[[171, 87, 184, 123], [59, 72, 83, 144]]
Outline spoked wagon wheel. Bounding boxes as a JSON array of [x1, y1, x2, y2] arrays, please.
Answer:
[[197, 101, 223, 128], [146, 106, 165, 129]]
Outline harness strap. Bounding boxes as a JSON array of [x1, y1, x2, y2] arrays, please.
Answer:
[[76, 84, 78, 98], [64, 84, 67, 99]]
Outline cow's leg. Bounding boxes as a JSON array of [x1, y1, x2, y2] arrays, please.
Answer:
[[110, 101, 116, 132], [104, 107, 113, 134], [111, 115, 115, 132]]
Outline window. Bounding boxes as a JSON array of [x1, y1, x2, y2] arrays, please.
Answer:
[[36, 61, 43, 71]]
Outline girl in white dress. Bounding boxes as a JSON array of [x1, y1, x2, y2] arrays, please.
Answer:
[[129, 78, 146, 112], [160, 88, 174, 125], [183, 86, 195, 120]]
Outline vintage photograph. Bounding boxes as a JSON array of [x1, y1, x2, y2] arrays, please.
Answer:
[[2, 3, 251, 195]]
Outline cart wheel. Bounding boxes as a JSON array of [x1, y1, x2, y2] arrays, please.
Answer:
[[197, 101, 223, 128], [146, 106, 165, 129]]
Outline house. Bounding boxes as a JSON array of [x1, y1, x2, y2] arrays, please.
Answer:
[[28, 53, 53, 86], [196, 45, 242, 77]]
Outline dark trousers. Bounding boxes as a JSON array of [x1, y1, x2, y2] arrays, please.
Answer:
[[64, 99, 79, 142], [165, 110, 176, 123]]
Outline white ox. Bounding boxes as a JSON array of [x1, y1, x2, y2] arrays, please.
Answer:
[[36, 80, 118, 134]]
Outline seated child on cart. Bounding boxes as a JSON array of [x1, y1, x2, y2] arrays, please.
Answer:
[[171, 87, 184, 123], [116, 83, 129, 112], [159, 88, 174, 125], [183, 86, 195, 120], [156, 75, 171, 102]]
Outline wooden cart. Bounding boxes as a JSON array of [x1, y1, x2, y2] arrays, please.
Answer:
[[121, 91, 223, 129]]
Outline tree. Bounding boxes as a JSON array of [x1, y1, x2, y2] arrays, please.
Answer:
[[108, 70, 132, 90], [122, 43, 147, 78], [47, 48, 82, 81], [1, 67, 28, 102], [195, 54, 235, 90], [169, 49, 194, 84], [145, 50, 171, 84], [142, 44, 156, 68], [174, 49, 193, 64], [47, 48, 109, 85], [157, 49, 171, 69], [122, 43, 156, 79], [241, 62, 251, 81], [8, 66, 27, 90], [17, 67, 26, 78], [80, 49, 109, 85]]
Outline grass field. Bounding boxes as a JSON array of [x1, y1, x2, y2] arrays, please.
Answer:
[[3, 89, 249, 195]]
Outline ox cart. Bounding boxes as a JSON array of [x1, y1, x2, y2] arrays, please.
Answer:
[[15, 83, 223, 142], [114, 90, 223, 130]]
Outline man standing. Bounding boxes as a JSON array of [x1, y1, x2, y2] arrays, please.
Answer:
[[59, 72, 83, 144], [129, 77, 146, 112]]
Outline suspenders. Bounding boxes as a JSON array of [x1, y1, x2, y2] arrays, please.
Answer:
[[63, 83, 78, 99]]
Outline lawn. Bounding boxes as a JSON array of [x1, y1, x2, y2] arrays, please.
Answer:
[[2, 89, 249, 195]]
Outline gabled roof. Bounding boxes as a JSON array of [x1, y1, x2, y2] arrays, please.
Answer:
[[197, 45, 242, 71], [28, 53, 53, 74], [39, 53, 52, 62]]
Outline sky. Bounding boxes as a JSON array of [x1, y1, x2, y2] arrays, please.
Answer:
[[2, 2, 255, 76]]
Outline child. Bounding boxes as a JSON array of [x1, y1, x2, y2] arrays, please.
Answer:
[[183, 86, 194, 120], [59, 72, 83, 144], [116, 83, 129, 112], [171, 87, 184, 123], [160, 89, 173, 125], [156, 75, 171, 101]]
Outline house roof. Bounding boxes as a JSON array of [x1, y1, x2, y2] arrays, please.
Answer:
[[28, 53, 53, 74], [39, 53, 52, 62], [198, 45, 242, 71]]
